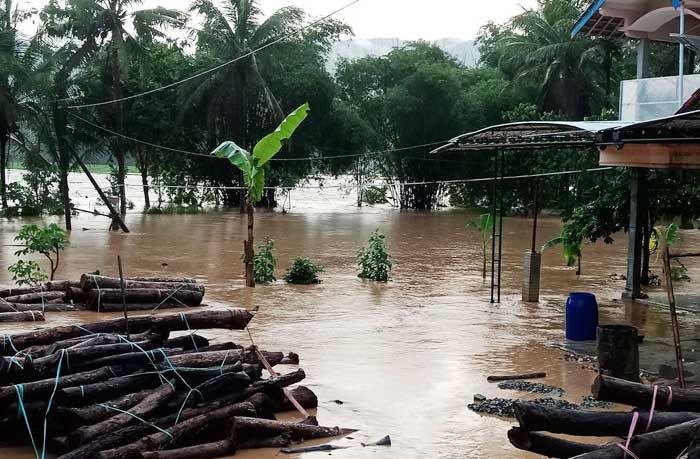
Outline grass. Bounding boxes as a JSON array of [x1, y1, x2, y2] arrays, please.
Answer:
[[7, 162, 140, 175]]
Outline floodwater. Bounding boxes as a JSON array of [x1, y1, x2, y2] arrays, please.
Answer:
[[2, 172, 700, 458]]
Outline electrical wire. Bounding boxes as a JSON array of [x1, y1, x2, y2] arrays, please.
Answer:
[[65, 0, 361, 109], [68, 111, 450, 162]]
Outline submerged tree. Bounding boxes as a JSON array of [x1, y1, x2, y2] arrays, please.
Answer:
[[214, 103, 309, 287]]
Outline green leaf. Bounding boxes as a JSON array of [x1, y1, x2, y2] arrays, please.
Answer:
[[248, 168, 265, 202], [479, 213, 493, 231], [212, 141, 252, 176], [252, 103, 310, 166], [666, 223, 679, 246], [541, 237, 563, 252]]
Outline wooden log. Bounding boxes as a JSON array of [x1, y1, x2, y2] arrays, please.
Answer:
[[5, 291, 65, 304], [53, 389, 153, 427], [508, 427, 600, 458], [140, 441, 233, 459], [70, 381, 176, 447], [166, 334, 209, 350], [97, 402, 261, 459], [57, 401, 256, 459], [570, 419, 700, 458], [45, 280, 81, 291], [86, 289, 203, 309], [66, 287, 88, 303], [6, 303, 78, 312], [0, 286, 42, 297], [0, 366, 117, 406], [238, 434, 292, 449], [513, 401, 700, 437], [274, 386, 318, 411], [195, 342, 242, 352], [487, 372, 546, 382], [95, 303, 205, 312], [0, 298, 17, 312], [28, 340, 162, 378], [281, 443, 350, 453], [0, 310, 254, 355], [688, 422, 700, 459], [127, 276, 196, 284], [592, 375, 700, 411], [0, 311, 45, 322], [230, 416, 355, 446], [56, 373, 165, 405], [80, 274, 204, 293]]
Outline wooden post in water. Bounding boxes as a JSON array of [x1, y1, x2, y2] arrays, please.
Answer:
[[664, 244, 686, 388], [117, 255, 130, 340]]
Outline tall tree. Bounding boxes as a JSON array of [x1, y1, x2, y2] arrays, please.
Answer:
[[478, 0, 606, 119], [0, 0, 33, 209]]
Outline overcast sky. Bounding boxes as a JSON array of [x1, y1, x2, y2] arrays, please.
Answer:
[[19, 0, 539, 40]]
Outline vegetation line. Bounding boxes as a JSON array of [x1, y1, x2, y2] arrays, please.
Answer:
[[65, 0, 362, 109]]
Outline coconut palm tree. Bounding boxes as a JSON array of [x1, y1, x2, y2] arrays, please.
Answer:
[[0, 0, 35, 209], [491, 0, 606, 119], [43, 0, 185, 216]]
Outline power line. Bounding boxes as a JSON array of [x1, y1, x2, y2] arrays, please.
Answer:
[[70, 167, 614, 191], [65, 0, 361, 109], [68, 111, 450, 162]]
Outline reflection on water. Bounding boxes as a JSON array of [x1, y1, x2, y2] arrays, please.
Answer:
[[2, 180, 700, 458]]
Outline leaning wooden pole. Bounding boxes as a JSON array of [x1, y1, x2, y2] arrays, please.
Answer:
[[663, 243, 686, 388], [72, 152, 129, 233]]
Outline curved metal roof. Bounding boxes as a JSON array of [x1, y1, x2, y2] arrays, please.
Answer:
[[432, 109, 700, 154]]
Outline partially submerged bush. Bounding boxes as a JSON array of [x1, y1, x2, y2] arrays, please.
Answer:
[[362, 186, 388, 205], [6, 170, 63, 216], [254, 239, 277, 284], [283, 257, 323, 284], [11, 223, 68, 281], [8, 260, 47, 287], [357, 230, 392, 281]]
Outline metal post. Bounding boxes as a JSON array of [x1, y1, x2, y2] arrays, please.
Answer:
[[531, 180, 539, 253], [636, 38, 651, 79], [490, 152, 497, 304], [497, 149, 505, 303], [624, 169, 644, 299], [680, 1, 686, 108]]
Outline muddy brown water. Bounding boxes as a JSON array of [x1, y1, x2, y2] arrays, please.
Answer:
[[3, 193, 700, 458]]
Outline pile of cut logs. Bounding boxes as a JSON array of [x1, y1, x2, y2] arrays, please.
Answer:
[[509, 374, 700, 458], [0, 309, 352, 458], [0, 274, 208, 320]]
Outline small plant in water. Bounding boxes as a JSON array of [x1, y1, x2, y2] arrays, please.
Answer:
[[466, 214, 493, 279], [10, 223, 68, 281], [8, 260, 47, 287], [284, 257, 323, 285], [357, 230, 392, 281], [253, 239, 277, 284]]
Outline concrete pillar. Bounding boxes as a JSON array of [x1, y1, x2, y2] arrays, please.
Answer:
[[637, 38, 651, 79], [522, 251, 541, 303], [624, 169, 645, 299]]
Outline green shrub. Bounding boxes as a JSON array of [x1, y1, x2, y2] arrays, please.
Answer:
[[357, 230, 392, 281], [6, 170, 63, 216], [8, 260, 47, 287], [11, 224, 68, 281], [283, 257, 323, 284], [146, 205, 203, 215], [254, 239, 277, 284], [362, 186, 388, 205]]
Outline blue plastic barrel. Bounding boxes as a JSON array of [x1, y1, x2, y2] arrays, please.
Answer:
[[565, 292, 598, 341]]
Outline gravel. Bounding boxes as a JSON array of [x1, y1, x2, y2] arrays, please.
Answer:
[[579, 395, 613, 409], [496, 380, 565, 397], [468, 397, 580, 418]]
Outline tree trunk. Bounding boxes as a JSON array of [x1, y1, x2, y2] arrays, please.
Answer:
[[592, 374, 700, 411], [0, 309, 254, 355], [4, 291, 64, 304], [70, 381, 176, 447], [508, 427, 599, 458], [111, 45, 127, 216], [85, 288, 204, 309], [245, 198, 255, 288], [571, 419, 700, 459], [80, 275, 204, 293], [59, 166, 72, 230], [141, 164, 151, 209], [513, 401, 700, 437], [0, 311, 45, 322], [0, 134, 7, 209]]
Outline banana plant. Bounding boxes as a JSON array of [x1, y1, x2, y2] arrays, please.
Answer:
[[212, 103, 309, 287], [466, 213, 493, 279]]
